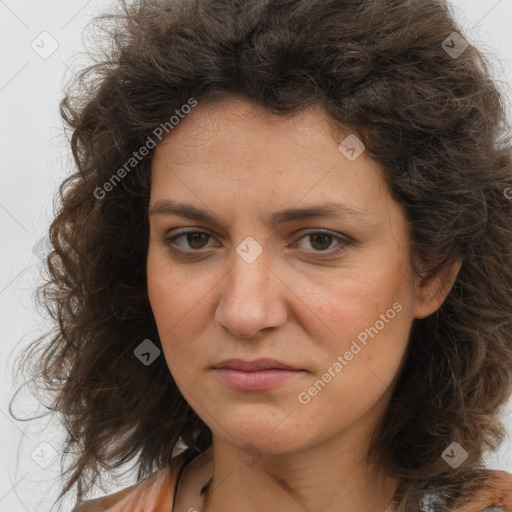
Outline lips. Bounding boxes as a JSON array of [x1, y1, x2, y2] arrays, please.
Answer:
[[213, 358, 299, 372], [212, 358, 305, 391]]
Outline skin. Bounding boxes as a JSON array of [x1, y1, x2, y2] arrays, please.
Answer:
[[146, 95, 461, 512]]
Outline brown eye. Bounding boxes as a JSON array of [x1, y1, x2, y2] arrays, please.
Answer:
[[293, 230, 351, 257], [308, 233, 334, 251], [164, 230, 215, 252], [185, 232, 210, 249]]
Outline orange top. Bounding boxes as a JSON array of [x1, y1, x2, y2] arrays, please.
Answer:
[[74, 463, 177, 512], [75, 453, 512, 512]]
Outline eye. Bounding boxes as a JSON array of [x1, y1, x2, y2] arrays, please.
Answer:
[[292, 230, 351, 257], [164, 230, 215, 253], [163, 229, 352, 258]]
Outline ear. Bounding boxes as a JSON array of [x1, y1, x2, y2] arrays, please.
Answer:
[[413, 258, 463, 320]]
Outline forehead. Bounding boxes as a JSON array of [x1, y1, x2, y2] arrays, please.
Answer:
[[149, 95, 403, 231], [152, 95, 378, 179], [155, 95, 353, 160]]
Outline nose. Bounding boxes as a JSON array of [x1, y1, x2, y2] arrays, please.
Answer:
[[214, 246, 288, 340]]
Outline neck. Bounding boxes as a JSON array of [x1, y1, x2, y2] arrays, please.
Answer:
[[203, 432, 399, 512]]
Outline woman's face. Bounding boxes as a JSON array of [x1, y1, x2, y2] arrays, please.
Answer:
[[147, 96, 448, 455]]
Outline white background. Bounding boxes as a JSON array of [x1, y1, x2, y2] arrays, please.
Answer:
[[1, 1, 511, 510]]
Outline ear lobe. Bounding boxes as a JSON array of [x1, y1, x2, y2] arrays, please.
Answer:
[[413, 258, 463, 320]]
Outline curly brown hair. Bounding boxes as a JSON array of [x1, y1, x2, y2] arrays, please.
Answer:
[[10, 0, 512, 510]]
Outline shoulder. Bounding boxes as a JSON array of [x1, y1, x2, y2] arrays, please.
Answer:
[[462, 470, 512, 512], [72, 480, 142, 512], [73, 450, 193, 512], [485, 469, 512, 504]]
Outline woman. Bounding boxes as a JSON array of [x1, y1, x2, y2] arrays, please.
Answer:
[[13, 0, 512, 511]]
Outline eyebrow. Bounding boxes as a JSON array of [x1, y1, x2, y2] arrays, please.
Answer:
[[148, 200, 371, 229]]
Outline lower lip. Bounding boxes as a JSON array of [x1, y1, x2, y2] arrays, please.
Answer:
[[214, 368, 304, 391]]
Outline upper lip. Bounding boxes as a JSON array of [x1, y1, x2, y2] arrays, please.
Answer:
[[213, 358, 300, 371]]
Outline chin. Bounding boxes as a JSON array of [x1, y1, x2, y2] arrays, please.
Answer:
[[213, 407, 312, 456]]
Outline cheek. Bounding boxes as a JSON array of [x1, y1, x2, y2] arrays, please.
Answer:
[[146, 250, 216, 381], [147, 247, 207, 332], [294, 300, 410, 438], [299, 258, 413, 388], [147, 277, 199, 392], [306, 267, 409, 340]]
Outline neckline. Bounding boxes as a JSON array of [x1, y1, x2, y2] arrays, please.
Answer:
[[171, 448, 205, 511], [199, 477, 212, 496], [171, 449, 403, 512]]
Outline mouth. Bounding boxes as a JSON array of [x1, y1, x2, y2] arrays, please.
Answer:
[[213, 358, 301, 372], [212, 358, 305, 391]]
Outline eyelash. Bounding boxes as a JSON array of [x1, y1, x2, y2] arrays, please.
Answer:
[[163, 229, 352, 258]]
